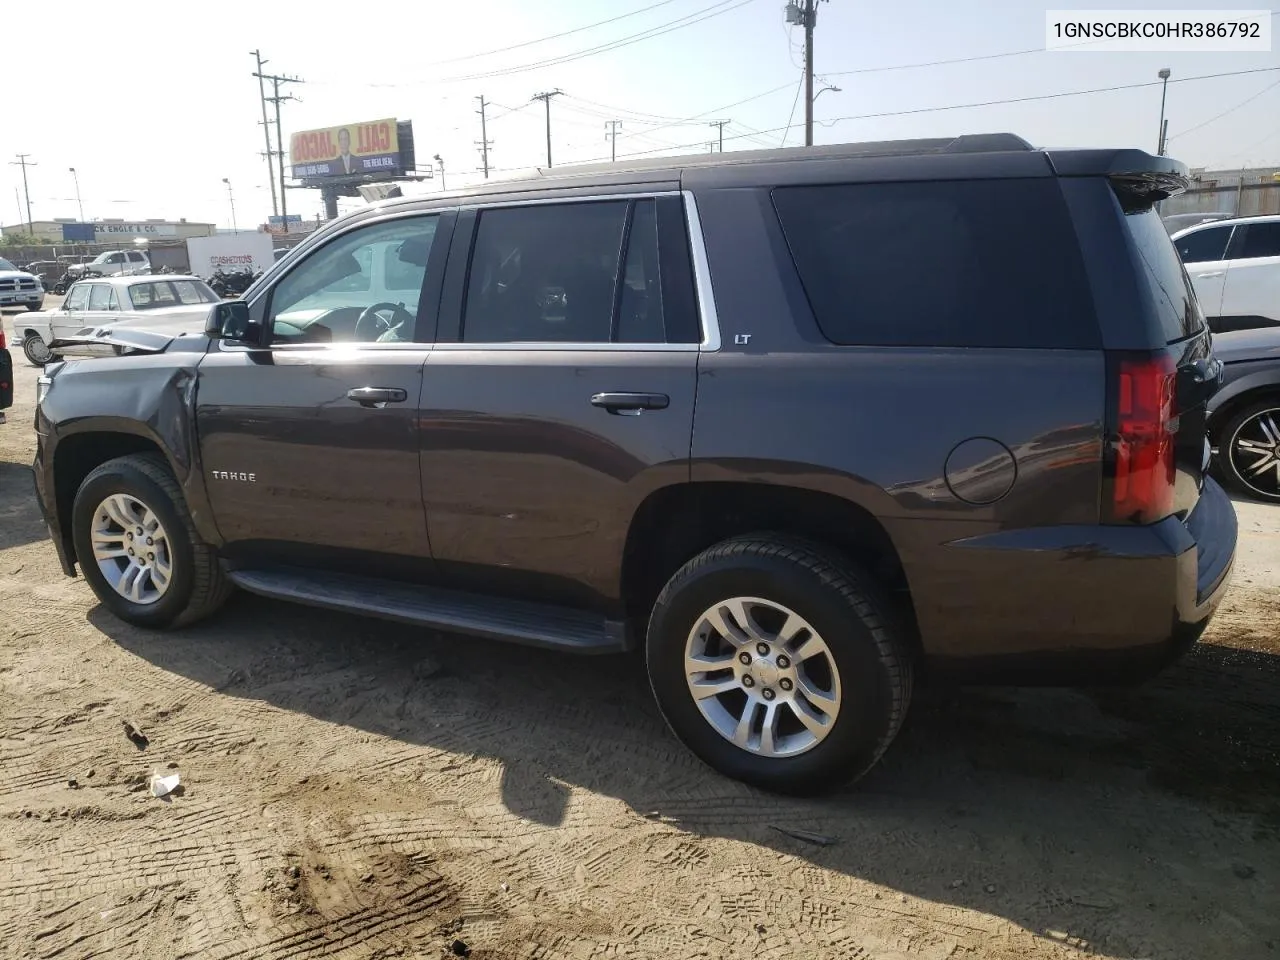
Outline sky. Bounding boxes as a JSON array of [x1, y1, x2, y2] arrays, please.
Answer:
[[2, 0, 1278, 231]]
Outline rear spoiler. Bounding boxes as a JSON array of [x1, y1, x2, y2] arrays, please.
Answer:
[[1045, 148, 1190, 208], [49, 327, 176, 355]]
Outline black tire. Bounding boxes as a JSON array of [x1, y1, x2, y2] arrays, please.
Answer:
[[26, 302, 42, 312], [1217, 398, 1280, 503], [646, 534, 912, 795], [21, 331, 51, 366], [71, 453, 232, 628]]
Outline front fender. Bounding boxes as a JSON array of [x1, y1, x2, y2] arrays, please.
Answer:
[[1208, 365, 1280, 424], [41, 354, 221, 546]]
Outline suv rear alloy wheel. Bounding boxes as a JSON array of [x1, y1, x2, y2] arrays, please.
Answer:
[[646, 535, 912, 794], [71, 453, 231, 628], [22, 331, 52, 366], [1221, 399, 1280, 503]]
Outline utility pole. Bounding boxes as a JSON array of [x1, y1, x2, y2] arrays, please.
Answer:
[[255, 69, 302, 221], [475, 95, 492, 178], [709, 119, 729, 152], [532, 90, 563, 168], [69, 167, 84, 221], [251, 51, 279, 217], [803, 0, 815, 147], [10, 154, 35, 233], [222, 178, 238, 233], [605, 119, 622, 162], [1156, 67, 1171, 156]]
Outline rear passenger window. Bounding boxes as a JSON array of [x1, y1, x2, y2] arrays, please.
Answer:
[[88, 284, 113, 310], [464, 201, 627, 343], [1175, 225, 1233, 263], [772, 180, 1098, 349], [1238, 222, 1280, 260]]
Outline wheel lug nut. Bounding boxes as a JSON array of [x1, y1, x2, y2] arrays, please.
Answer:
[[126, 533, 133, 540], [756, 642, 770, 656], [146, 537, 153, 546], [762, 688, 776, 701], [779, 678, 793, 691], [148, 553, 154, 561], [136, 527, 144, 536], [741, 675, 755, 688], [738, 652, 752, 666], [776, 655, 790, 669], [127, 548, 134, 556]]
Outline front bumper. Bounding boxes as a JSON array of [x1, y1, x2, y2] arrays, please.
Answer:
[[32, 408, 76, 577], [0, 290, 44, 308]]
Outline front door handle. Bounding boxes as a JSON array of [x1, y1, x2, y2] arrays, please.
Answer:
[[1193, 271, 1225, 279], [347, 386, 408, 408], [591, 392, 670, 415]]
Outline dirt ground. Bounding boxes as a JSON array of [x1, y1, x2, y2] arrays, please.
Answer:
[[2, 306, 1278, 960]]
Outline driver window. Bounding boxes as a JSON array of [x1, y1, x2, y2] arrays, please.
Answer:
[[268, 216, 438, 345]]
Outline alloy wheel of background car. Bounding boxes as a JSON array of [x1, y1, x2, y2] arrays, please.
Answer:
[[684, 596, 841, 758], [1227, 403, 1280, 502], [22, 332, 51, 366], [89, 493, 174, 605]]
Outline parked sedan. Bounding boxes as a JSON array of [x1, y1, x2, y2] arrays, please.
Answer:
[[17, 275, 219, 365], [1208, 325, 1280, 502]]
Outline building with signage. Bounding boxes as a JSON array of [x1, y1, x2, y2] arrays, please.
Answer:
[[0, 218, 217, 244]]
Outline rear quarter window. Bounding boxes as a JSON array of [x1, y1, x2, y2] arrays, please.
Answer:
[[772, 179, 1098, 349], [1121, 205, 1205, 343]]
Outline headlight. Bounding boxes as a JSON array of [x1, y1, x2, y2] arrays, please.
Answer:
[[36, 375, 53, 406]]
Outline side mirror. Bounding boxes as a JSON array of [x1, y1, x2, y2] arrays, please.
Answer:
[[205, 301, 267, 346]]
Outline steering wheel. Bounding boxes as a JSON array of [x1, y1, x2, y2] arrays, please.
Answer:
[[355, 301, 414, 342]]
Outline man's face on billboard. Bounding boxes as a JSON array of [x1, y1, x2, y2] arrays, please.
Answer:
[[338, 129, 351, 155]]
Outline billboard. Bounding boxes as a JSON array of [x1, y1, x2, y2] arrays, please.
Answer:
[[266, 214, 303, 236], [290, 119, 401, 180]]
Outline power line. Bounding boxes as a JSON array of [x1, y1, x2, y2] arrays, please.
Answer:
[[1168, 77, 1280, 142], [780, 70, 805, 147], [426, 0, 688, 66], [440, 0, 757, 83], [576, 65, 1280, 165]]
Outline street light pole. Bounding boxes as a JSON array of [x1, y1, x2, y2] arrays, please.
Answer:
[[69, 167, 84, 221], [222, 178, 238, 233], [1157, 68, 1171, 155]]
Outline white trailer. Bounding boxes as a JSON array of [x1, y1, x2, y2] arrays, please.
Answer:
[[185, 234, 275, 280]]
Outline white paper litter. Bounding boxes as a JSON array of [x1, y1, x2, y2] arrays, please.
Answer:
[[149, 771, 180, 798]]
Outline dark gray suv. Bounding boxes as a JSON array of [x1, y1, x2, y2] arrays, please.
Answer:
[[33, 134, 1237, 793]]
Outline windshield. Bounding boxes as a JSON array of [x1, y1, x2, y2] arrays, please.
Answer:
[[128, 279, 220, 309], [0, 258, 17, 271]]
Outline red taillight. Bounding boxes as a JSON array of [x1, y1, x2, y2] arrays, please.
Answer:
[[0, 329, 6, 349], [1109, 355, 1177, 523]]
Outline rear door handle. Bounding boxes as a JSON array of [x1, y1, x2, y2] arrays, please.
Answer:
[[591, 392, 670, 414], [1193, 271, 1225, 279], [347, 386, 408, 408]]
